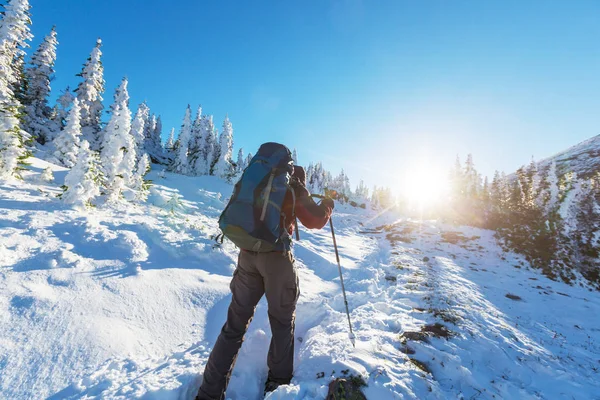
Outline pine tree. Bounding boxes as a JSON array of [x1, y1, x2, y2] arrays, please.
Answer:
[[142, 111, 163, 163], [61, 140, 101, 208], [100, 78, 133, 202], [355, 179, 369, 200], [23, 26, 58, 144], [151, 115, 163, 160], [0, 0, 33, 96], [188, 106, 204, 175], [545, 161, 560, 215], [236, 148, 245, 171], [171, 105, 192, 174], [245, 152, 253, 168], [165, 127, 175, 156], [213, 116, 235, 180], [75, 39, 105, 151], [50, 86, 74, 133], [131, 153, 151, 201], [449, 155, 464, 200], [204, 116, 218, 175], [53, 97, 82, 167], [130, 102, 148, 163], [0, 0, 33, 178], [292, 148, 298, 165]]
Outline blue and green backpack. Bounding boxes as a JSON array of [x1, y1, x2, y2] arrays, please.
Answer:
[[218, 142, 295, 252]]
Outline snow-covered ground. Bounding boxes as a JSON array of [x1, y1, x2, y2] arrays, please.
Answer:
[[1, 159, 599, 400]]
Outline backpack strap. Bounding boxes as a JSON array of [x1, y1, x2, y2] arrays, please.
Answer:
[[290, 185, 300, 240], [260, 171, 276, 222]]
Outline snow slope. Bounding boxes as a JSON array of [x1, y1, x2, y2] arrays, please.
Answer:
[[1, 158, 599, 399], [538, 133, 600, 178]]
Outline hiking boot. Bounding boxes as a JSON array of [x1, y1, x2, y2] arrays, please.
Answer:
[[264, 374, 291, 396], [264, 378, 281, 395]]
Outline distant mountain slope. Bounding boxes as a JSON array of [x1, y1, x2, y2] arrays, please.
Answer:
[[538, 133, 600, 178]]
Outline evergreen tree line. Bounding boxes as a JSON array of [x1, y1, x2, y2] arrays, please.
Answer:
[[305, 163, 396, 209], [0, 0, 397, 211], [448, 155, 600, 287], [0, 0, 156, 206], [165, 105, 245, 182]]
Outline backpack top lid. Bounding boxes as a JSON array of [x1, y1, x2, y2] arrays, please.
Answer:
[[254, 142, 294, 172]]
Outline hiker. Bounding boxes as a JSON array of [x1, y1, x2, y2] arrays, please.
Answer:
[[196, 143, 334, 400]]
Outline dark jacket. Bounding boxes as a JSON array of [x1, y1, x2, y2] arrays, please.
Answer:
[[282, 178, 332, 234]]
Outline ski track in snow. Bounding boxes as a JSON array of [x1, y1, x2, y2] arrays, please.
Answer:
[[1, 158, 599, 400]]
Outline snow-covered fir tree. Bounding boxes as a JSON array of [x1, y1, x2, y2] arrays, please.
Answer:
[[355, 179, 369, 200], [131, 153, 151, 201], [171, 105, 192, 174], [100, 78, 133, 202], [236, 148, 245, 172], [0, 0, 32, 95], [61, 140, 101, 208], [23, 26, 58, 144], [165, 127, 175, 158], [292, 148, 298, 165], [50, 86, 74, 133], [188, 106, 204, 175], [144, 112, 163, 163], [151, 116, 163, 158], [203, 115, 217, 175], [53, 97, 82, 168], [213, 116, 235, 180], [245, 152, 253, 168], [0, 0, 33, 178], [75, 39, 104, 151], [130, 102, 148, 163]]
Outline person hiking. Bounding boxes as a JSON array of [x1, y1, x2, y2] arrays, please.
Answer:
[[196, 143, 334, 400]]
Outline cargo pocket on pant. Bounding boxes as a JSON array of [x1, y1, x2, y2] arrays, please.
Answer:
[[281, 275, 300, 309]]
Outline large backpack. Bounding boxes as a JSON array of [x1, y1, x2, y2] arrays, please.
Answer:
[[218, 142, 295, 252]]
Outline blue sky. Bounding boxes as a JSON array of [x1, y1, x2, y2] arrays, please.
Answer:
[[28, 0, 600, 192]]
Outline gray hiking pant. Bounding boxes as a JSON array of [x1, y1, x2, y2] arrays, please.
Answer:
[[197, 250, 300, 400]]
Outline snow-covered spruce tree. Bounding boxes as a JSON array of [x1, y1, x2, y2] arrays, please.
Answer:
[[131, 153, 151, 201], [0, 0, 32, 98], [0, 0, 33, 178], [23, 26, 58, 144], [245, 152, 253, 168], [204, 116, 219, 175], [292, 148, 298, 165], [165, 127, 175, 158], [53, 97, 82, 167], [213, 116, 235, 181], [151, 115, 163, 160], [355, 179, 369, 200], [130, 102, 148, 163], [198, 114, 215, 175], [61, 140, 101, 208], [143, 111, 163, 163], [100, 78, 133, 202], [49, 86, 74, 134], [75, 39, 104, 151], [188, 106, 204, 175], [170, 105, 192, 174], [236, 148, 245, 172]]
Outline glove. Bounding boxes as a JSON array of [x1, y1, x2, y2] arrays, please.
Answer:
[[321, 198, 335, 210]]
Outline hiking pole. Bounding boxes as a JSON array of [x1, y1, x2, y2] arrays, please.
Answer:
[[330, 217, 356, 347], [312, 194, 356, 347]]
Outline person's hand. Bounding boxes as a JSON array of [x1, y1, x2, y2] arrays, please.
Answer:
[[321, 198, 334, 210]]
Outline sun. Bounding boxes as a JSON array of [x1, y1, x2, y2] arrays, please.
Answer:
[[397, 163, 450, 208]]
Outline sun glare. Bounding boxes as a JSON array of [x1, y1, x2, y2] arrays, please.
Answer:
[[398, 164, 450, 208]]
